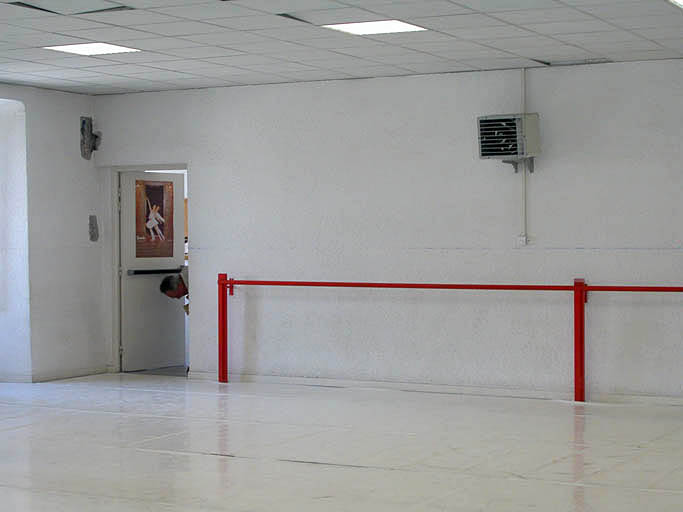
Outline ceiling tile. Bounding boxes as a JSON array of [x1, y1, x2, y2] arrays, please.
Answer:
[[559, 30, 646, 45], [2, 47, 68, 61], [0, 24, 45, 40], [459, 0, 564, 11], [413, 14, 507, 31], [149, 59, 232, 72], [237, 60, 315, 73], [203, 54, 284, 66], [479, 35, 569, 50], [341, 64, 412, 77], [181, 30, 273, 45], [252, 25, 336, 41], [400, 61, 476, 73], [489, 8, 596, 24], [366, 1, 473, 17], [162, 76, 237, 86], [0, 61, 59, 72], [230, 0, 346, 14], [0, 3, 57, 19], [366, 31, 460, 44], [656, 38, 683, 51], [297, 54, 374, 67], [76, 10, 184, 26], [132, 21, 231, 37], [634, 27, 683, 40], [445, 25, 535, 39], [291, 7, 387, 25], [583, 40, 664, 52], [606, 15, 683, 30], [2, 33, 89, 48], [34, 55, 115, 67], [227, 73, 290, 85], [602, 49, 682, 61], [217, 39, 307, 55], [514, 47, 598, 60], [87, 51, 184, 64], [28, 68, 103, 79], [16, 0, 121, 15], [259, 47, 339, 61], [335, 43, 423, 57], [209, 14, 303, 30], [578, 2, 680, 18], [275, 69, 354, 80], [80, 63, 162, 74], [160, 46, 244, 59], [117, 37, 205, 51], [523, 19, 621, 34], [64, 26, 159, 42], [7, 16, 109, 31], [458, 57, 546, 68], [371, 52, 448, 65], [151, 3, 261, 19], [110, 0, 212, 7], [124, 69, 198, 80]]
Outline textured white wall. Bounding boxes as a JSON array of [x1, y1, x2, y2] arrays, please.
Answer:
[[0, 100, 31, 382], [95, 60, 683, 398], [0, 85, 107, 381]]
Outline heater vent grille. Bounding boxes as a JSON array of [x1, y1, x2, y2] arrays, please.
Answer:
[[478, 113, 540, 160]]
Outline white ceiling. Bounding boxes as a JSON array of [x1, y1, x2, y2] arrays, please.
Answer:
[[0, 0, 681, 95]]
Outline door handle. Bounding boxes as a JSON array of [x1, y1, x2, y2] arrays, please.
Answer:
[[127, 267, 183, 276]]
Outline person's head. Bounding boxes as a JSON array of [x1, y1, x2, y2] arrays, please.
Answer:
[[160, 274, 187, 299]]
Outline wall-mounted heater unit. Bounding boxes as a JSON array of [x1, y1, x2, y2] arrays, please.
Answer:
[[478, 113, 540, 172]]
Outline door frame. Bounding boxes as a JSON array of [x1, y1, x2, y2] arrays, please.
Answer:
[[102, 163, 189, 373]]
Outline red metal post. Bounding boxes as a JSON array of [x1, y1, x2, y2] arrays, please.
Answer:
[[573, 279, 587, 402], [218, 273, 228, 383]]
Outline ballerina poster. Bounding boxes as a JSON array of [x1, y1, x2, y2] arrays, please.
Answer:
[[135, 180, 174, 258]]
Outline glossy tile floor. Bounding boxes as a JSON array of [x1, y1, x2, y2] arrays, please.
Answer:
[[0, 375, 682, 511]]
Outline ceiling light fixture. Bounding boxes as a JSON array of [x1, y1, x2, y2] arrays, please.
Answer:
[[44, 43, 141, 56], [322, 20, 426, 35], [666, 0, 683, 8]]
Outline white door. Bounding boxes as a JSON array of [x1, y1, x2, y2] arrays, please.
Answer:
[[120, 171, 186, 371]]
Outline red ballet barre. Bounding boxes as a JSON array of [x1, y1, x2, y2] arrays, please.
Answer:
[[217, 274, 683, 402]]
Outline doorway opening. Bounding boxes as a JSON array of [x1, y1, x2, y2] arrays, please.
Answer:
[[117, 168, 189, 378]]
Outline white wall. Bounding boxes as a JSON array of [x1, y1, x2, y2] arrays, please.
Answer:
[[0, 84, 107, 382], [95, 60, 683, 398], [0, 100, 31, 382]]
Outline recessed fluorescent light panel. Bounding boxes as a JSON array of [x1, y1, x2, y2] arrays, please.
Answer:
[[667, 0, 683, 8], [44, 43, 140, 55], [323, 20, 426, 35]]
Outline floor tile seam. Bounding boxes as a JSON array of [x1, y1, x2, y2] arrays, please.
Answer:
[[0, 481, 235, 511], [0, 402, 352, 428], [416, 463, 683, 494]]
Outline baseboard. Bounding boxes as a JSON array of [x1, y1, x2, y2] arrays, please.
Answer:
[[186, 371, 683, 405], [188, 371, 572, 401], [31, 367, 108, 383], [0, 372, 33, 383]]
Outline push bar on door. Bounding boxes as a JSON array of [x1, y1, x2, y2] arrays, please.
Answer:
[[127, 267, 183, 276]]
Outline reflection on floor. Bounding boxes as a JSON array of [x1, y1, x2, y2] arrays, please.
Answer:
[[0, 374, 682, 511], [129, 366, 187, 377]]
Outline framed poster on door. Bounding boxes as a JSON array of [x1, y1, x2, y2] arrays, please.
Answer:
[[121, 172, 185, 270], [135, 179, 175, 258]]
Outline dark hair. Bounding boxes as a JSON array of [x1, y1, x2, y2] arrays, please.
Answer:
[[160, 274, 181, 294]]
